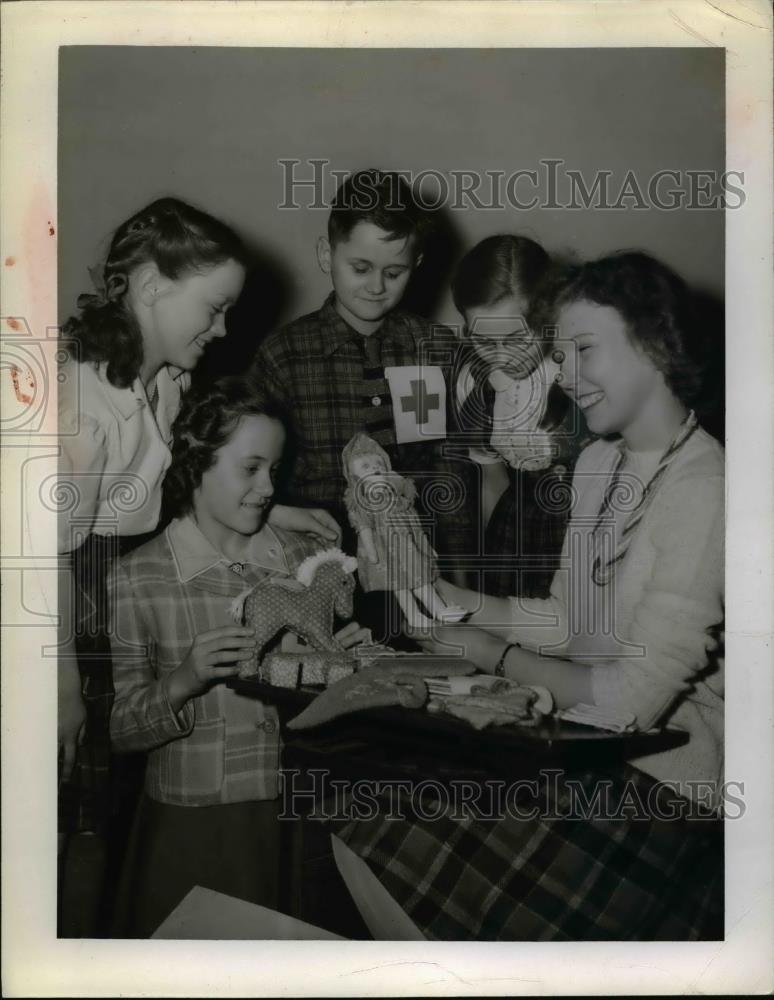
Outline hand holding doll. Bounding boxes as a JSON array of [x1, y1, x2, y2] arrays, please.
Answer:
[[342, 433, 467, 629]]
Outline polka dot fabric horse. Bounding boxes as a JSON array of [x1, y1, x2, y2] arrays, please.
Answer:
[[231, 548, 358, 677]]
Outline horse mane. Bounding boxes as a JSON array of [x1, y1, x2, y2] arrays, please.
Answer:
[[295, 547, 358, 586]]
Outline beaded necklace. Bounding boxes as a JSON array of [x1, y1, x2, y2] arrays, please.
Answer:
[[590, 410, 699, 587]]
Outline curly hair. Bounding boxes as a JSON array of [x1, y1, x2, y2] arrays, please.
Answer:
[[62, 197, 248, 389], [528, 251, 714, 411], [161, 376, 292, 521], [328, 169, 433, 252]]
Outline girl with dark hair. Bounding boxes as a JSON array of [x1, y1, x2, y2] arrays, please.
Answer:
[[57, 198, 340, 934], [451, 235, 590, 597], [334, 252, 724, 942], [108, 377, 368, 936]]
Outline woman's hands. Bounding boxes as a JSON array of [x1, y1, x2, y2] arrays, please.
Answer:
[[407, 622, 507, 672], [268, 505, 342, 545], [335, 620, 373, 649], [435, 578, 481, 614], [167, 626, 256, 713]]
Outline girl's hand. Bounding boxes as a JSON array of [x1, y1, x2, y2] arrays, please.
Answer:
[[435, 578, 480, 614], [334, 620, 372, 649], [405, 622, 506, 672], [58, 658, 86, 783], [167, 626, 256, 712], [268, 505, 341, 544]]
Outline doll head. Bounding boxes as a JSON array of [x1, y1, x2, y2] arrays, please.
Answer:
[[342, 433, 393, 485]]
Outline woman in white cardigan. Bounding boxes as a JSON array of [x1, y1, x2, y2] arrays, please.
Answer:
[[428, 252, 724, 800], [333, 251, 725, 941]]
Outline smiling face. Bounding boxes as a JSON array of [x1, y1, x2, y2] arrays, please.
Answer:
[[193, 414, 285, 547], [556, 299, 664, 440], [463, 293, 542, 380], [318, 221, 419, 336], [143, 258, 245, 372]]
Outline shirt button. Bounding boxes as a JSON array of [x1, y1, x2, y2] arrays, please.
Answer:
[[230, 563, 245, 575], [371, 395, 381, 407]]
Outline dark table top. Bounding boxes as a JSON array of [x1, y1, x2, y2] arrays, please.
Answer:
[[229, 676, 690, 785]]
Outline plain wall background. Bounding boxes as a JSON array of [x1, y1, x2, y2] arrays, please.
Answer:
[[59, 46, 724, 365]]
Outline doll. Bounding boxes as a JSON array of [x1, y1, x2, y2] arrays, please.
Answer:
[[342, 433, 467, 629]]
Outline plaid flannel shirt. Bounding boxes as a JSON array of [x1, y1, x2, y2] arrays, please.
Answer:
[[109, 516, 317, 806], [252, 295, 475, 569]]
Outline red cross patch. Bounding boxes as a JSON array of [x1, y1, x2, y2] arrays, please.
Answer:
[[384, 365, 446, 443]]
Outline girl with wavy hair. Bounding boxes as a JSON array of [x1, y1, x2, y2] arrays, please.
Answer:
[[108, 376, 367, 935], [57, 198, 339, 933]]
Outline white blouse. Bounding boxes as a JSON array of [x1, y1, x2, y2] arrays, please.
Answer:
[[58, 358, 189, 552]]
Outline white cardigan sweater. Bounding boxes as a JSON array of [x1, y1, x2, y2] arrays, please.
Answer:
[[504, 427, 725, 800]]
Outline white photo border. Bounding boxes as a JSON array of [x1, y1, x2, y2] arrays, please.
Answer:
[[1, 1, 772, 996]]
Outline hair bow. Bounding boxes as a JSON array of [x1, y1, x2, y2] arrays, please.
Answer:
[[77, 265, 127, 310]]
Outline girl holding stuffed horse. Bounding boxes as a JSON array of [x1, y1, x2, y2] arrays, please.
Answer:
[[108, 377, 368, 936], [57, 198, 341, 933]]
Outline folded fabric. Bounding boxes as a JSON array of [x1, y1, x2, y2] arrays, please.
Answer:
[[362, 655, 477, 678], [287, 671, 428, 729], [427, 682, 553, 731], [557, 703, 637, 733]]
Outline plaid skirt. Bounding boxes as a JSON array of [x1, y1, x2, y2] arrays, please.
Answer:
[[59, 531, 156, 837], [331, 764, 723, 941]]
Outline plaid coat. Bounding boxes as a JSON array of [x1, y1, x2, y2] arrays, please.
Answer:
[[109, 516, 318, 806], [252, 294, 475, 567]]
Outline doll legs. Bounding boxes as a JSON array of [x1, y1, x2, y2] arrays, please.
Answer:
[[413, 583, 468, 623]]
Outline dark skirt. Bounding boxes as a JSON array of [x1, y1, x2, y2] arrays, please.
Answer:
[[59, 531, 156, 838], [332, 764, 724, 941], [112, 793, 282, 938]]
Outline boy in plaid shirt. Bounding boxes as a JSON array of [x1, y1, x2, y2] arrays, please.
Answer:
[[108, 377, 367, 935], [252, 170, 475, 603]]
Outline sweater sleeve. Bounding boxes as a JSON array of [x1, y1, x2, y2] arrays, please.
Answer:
[[589, 473, 724, 730], [503, 533, 571, 652], [109, 561, 195, 752]]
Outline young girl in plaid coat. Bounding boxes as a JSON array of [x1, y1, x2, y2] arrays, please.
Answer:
[[108, 378, 368, 936]]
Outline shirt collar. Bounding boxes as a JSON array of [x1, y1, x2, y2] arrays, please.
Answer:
[[320, 293, 415, 357], [97, 363, 186, 421], [168, 515, 290, 583]]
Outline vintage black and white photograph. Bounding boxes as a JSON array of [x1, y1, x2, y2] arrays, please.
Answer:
[[2, 1, 772, 996]]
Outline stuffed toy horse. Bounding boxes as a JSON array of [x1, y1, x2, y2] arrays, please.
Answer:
[[230, 548, 358, 677]]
